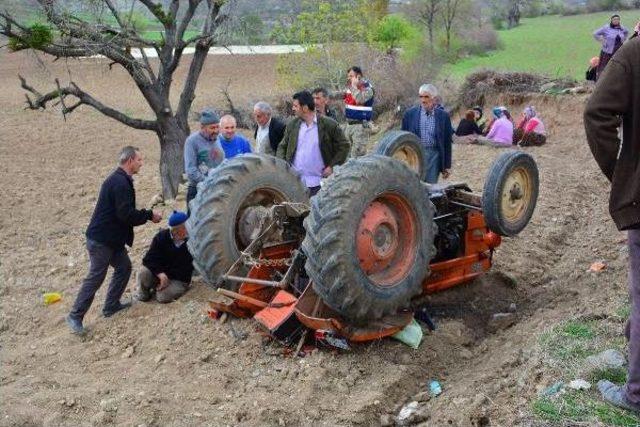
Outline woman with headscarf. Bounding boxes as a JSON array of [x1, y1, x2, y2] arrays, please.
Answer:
[[593, 14, 629, 80], [476, 107, 514, 147], [514, 106, 546, 146], [473, 106, 487, 133]]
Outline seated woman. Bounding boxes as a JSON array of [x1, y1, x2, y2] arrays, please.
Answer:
[[453, 110, 482, 143], [514, 106, 546, 146], [476, 107, 514, 147], [473, 106, 487, 133]]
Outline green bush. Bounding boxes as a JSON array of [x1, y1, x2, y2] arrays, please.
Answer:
[[373, 14, 421, 53], [8, 23, 53, 52]]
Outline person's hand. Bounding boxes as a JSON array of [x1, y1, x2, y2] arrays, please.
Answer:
[[442, 169, 451, 179], [350, 76, 360, 87], [151, 211, 162, 223], [157, 273, 169, 291], [322, 166, 333, 178]]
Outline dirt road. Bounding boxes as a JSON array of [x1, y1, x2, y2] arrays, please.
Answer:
[[0, 51, 629, 426]]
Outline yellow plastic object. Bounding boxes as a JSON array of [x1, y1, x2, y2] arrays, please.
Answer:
[[43, 292, 62, 305]]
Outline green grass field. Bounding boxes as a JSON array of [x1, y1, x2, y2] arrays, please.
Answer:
[[446, 10, 640, 80]]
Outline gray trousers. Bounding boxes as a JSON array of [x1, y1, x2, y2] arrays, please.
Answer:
[[69, 239, 132, 320], [626, 229, 640, 404], [136, 266, 188, 304], [423, 147, 440, 184]]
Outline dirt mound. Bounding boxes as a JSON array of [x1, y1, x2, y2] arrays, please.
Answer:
[[0, 51, 629, 427], [458, 70, 577, 108]]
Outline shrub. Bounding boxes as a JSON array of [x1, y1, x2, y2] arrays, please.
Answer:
[[8, 23, 53, 52]]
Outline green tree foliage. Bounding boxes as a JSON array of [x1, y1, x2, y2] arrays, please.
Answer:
[[373, 14, 421, 53], [8, 23, 53, 51]]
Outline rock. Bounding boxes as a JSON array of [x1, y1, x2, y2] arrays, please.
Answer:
[[154, 354, 165, 364], [585, 349, 626, 370], [99, 398, 118, 412], [459, 348, 473, 360], [540, 82, 558, 92], [396, 401, 428, 426], [414, 391, 431, 403], [568, 379, 591, 390], [508, 303, 517, 313], [380, 414, 394, 427], [64, 398, 76, 408], [541, 381, 564, 397], [122, 346, 135, 359], [488, 313, 516, 331], [199, 352, 212, 363], [91, 411, 113, 426]]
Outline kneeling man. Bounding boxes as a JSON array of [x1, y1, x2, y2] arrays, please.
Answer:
[[136, 211, 193, 303]]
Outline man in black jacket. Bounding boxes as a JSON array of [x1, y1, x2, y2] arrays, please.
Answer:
[[66, 146, 161, 334], [136, 211, 193, 303], [253, 101, 286, 155]]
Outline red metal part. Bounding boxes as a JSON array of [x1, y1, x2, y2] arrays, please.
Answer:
[[356, 193, 418, 287]]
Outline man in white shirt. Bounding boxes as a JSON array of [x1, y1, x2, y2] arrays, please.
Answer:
[[252, 102, 286, 155]]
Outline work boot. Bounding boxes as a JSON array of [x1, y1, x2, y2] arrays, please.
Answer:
[[103, 301, 132, 318], [66, 314, 85, 335], [598, 380, 640, 414]]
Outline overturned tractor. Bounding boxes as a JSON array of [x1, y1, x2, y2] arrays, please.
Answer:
[[186, 131, 539, 343]]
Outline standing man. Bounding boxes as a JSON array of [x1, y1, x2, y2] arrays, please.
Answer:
[[253, 101, 286, 155], [218, 114, 252, 159], [343, 66, 374, 157], [401, 84, 453, 184], [66, 146, 162, 334], [184, 109, 225, 209], [585, 36, 640, 415], [277, 90, 350, 196], [312, 88, 337, 121], [136, 211, 193, 304]]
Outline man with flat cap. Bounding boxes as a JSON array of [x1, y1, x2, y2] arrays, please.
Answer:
[[184, 108, 226, 211], [136, 211, 194, 303]]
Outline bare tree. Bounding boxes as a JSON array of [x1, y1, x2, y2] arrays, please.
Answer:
[[405, 0, 442, 52], [441, 0, 462, 52], [0, 0, 230, 199]]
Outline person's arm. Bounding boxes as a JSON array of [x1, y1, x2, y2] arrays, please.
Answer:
[[584, 57, 632, 181], [271, 119, 286, 153], [486, 120, 499, 139], [351, 82, 374, 105], [142, 233, 165, 277], [593, 26, 606, 41], [443, 114, 453, 171], [328, 121, 351, 166], [242, 136, 252, 153], [472, 121, 481, 135], [184, 137, 205, 183], [622, 26, 629, 39], [524, 118, 539, 134], [113, 178, 152, 226], [276, 125, 290, 160]]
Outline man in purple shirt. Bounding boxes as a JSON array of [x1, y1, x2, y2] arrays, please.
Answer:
[[276, 91, 350, 196]]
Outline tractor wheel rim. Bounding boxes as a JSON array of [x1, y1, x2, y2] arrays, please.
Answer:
[[392, 147, 421, 174], [501, 167, 531, 223], [356, 193, 418, 287]]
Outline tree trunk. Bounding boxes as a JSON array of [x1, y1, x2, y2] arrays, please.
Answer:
[[157, 117, 188, 200]]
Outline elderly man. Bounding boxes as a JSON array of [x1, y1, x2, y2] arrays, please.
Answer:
[[218, 114, 252, 159], [66, 146, 162, 334], [312, 87, 337, 121], [184, 109, 225, 209], [277, 90, 350, 196], [343, 66, 375, 157], [253, 102, 286, 155], [585, 35, 640, 415], [401, 84, 453, 184], [136, 211, 193, 304]]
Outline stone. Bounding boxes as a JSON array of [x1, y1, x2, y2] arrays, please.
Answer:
[[488, 313, 516, 331], [396, 401, 429, 426], [568, 379, 591, 390], [154, 354, 165, 364], [585, 349, 626, 370], [508, 303, 517, 313], [414, 391, 431, 403], [459, 348, 473, 360], [122, 346, 135, 359], [99, 398, 118, 412], [380, 414, 394, 427]]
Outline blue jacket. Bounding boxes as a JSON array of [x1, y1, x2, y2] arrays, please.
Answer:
[[401, 105, 453, 172], [86, 168, 152, 248]]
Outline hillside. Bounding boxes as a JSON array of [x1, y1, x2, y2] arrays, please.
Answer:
[[446, 10, 640, 80]]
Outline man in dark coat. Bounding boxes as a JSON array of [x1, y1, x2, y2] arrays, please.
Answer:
[[276, 90, 350, 196], [401, 83, 453, 184], [584, 35, 640, 415], [66, 146, 162, 334], [136, 211, 193, 303], [253, 101, 286, 155]]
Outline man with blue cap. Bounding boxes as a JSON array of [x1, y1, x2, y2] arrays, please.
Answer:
[[184, 108, 226, 211], [136, 211, 194, 303]]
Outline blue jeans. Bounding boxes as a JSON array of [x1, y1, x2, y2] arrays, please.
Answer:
[[69, 239, 132, 320], [424, 147, 440, 184]]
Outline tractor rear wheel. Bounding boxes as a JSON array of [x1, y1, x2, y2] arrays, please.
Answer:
[[375, 130, 426, 179], [186, 155, 309, 287], [482, 150, 539, 236], [302, 155, 436, 322]]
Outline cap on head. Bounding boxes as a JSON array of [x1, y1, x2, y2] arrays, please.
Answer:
[[492, 107, 503, 118], [200, 109, 220, 126], [168, 211, 188, 227]]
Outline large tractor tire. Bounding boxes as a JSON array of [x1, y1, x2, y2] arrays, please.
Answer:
[[482, 150, 539, 236], [186, 155, 309, 287], [302, 155, 436, 323], [375, 130, 426, 179]]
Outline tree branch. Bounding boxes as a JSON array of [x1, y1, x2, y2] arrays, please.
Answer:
[[19, 75, 157, 131]]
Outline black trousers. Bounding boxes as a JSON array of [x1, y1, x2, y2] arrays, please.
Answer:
[[69, 239, 132, 320]]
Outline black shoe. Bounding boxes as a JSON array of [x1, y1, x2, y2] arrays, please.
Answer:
[[103, 301, 132, 318], [66, 315, 86, 335]]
